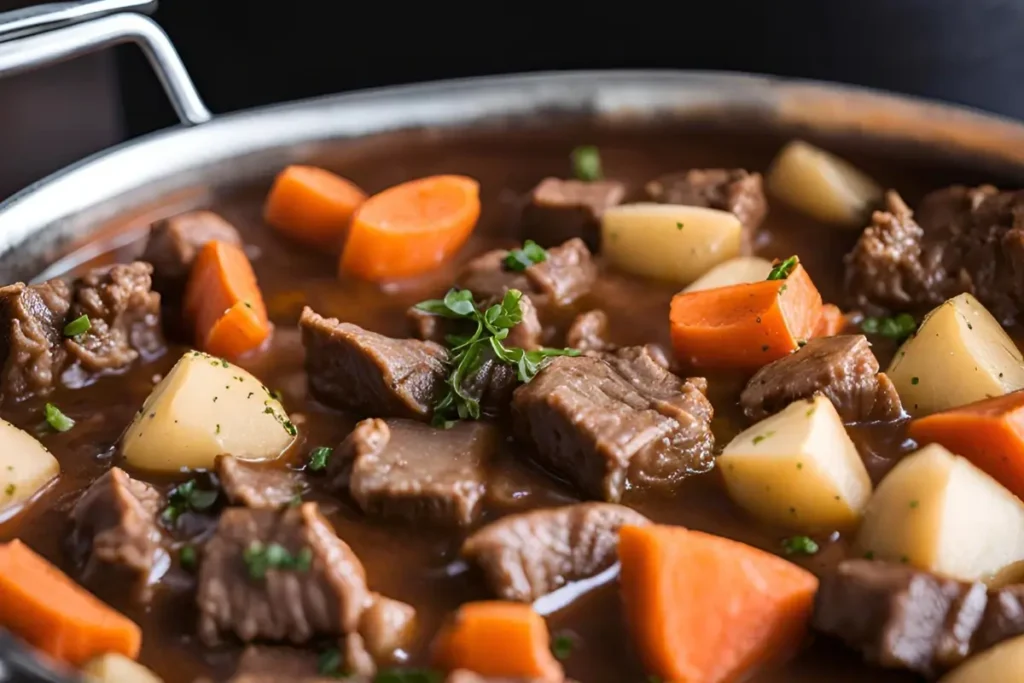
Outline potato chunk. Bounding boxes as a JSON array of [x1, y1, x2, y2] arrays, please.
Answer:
[[940, 633, 1024, 683], [856, 444, 1024, 583], [766, 140, 883, 226], [601, 203, 742, 285], [887, 293, 1024, 417], [0, 418, 59, 518], [681, 256, 773, 293], [121, 351, 295, 472], [83, 653, 163, 683], [720, 394, 872, 531]]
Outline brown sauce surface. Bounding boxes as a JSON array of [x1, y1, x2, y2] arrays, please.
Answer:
[[1, 123, 1014, 682]]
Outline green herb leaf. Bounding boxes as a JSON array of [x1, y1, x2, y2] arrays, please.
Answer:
[[317, 647, 344, 677], [571, 145, 603, 181], [162, 479, 219, 524], [782, 536, 820, 556], [504, 240, 548, 272], [551, 633, 574, 661], [308, 446, 333, 472], [179, 545, 197, 571], [243, 541, 313, 580], [62, 314, 91, 337], [44, 403, 75, 432], [766, 255, 799, 281], [861, 313, 917, 341]]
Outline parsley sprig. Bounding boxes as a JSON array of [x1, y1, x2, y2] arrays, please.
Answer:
[[767, 255, 799, 281], [861, 313, 917, 341], [414, 288, 580, 427], [504, 240, 548, 272], [162, 479, 218, 524]]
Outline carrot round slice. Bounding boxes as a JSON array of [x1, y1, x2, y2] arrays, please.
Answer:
[[264, 165, 367, 250], [339, 174, 481, 281]]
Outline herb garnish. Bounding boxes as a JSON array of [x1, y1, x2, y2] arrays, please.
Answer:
[[504, 240, 548, 272], [4, 483, 15, 496], [766, 255, 799, 281], [782, 536, 819, 556], [571, 145, 602, 181], [43, 403, 75, 432], [62, 314, 91, 337], [317, 647, 344, 677], [551, 633, 574, 660], [179, 545, 197, 571], [162, 479, 218, 524], [243, 541, 313, 580], [861, 313, 917, 341], [414, 289, 580, 427], [308, 446, 333, 472]]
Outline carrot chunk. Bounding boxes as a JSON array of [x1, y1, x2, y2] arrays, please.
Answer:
[[264, 165, 367, 250], [431, 601, 563, 681], [183, 240, 271, 359], [814, 303, 845, 337], [340, 174, 481, 282], [909, 390, 1024, 500], [0, 540, 141, 666], [619, 524, 818, 683], [669, 261, 823, 371]]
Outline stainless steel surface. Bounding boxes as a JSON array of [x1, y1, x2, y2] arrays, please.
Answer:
[[0, 0, 156, 42], [0, 9, 209, 125], [3, 69, 1024, 283]]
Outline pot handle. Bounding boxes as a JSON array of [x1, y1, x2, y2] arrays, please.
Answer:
[[0, 0, 211, 126]]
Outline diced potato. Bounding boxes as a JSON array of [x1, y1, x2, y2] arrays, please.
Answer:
[[0, 418, 59, 518], [82, 653, 163, 683], [767, 140, 883, 226], [121, 351, 295, 472], [601, 203, 742, 285], [940, 633, 1024, 683], [887, 293, 1024, 417], [856, 444, 1024, 583], [681, 256, 773, 293], [719, 394, 872, 531]]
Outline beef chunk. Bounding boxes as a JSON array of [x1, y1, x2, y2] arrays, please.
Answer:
[[740, 335, 903, 422], [68, 467, 167, 585], [142, 210, 242, 297], [520, 178, 625, 251], [0, 279, 71, 402], [216, 454, 301, 510], [565, 310, 611, 354], [358, 594, 417, 662], [408, 293, 542, 351], [512, 345, 715, 501], [300, 307, 447, 420], [457, 239, 597, 308], [813, 560, 988, 676], [646, 168, 767, 235], [976, 584, 1024, 652], [329, 418, 496, 527], [462, 502, 649, 602], [197, 503, 372, 645]]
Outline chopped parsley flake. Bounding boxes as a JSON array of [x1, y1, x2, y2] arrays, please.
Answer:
[[4, 483, 15, 496], [162, 479, 218, 524], [570, 145, 602, 181], [782, 536, 819, 556], [752, 430, 776, 445], [44, 403, 75, 432], [676, 222, 684, 230], [243, 542, 313, 580], [861, 313, 917, 341], [308, 446, 333, 472], [551, 633, 574, 661], [179, 545, 197, 570], [62, 314, 91, 337], [766, 255, 798, 281], [504, 240, 548, 272], [911, 377, 920, 385]]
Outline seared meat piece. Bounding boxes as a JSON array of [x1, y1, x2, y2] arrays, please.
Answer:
[[68, 467, 167, 584], [228, 645, 372, 683], [142, 210, 242, 299], [197, 503, 372, 645], [512, 345, 715, 501], [740, 335, 903, 422], [565, 310, 611, 354], [358, 594, 417, 662], [976, 584, 1024, 653], [329, 418, 496, 527], [520, 178, 625, 251], [462, 502, 649, 602], [300, 307, 447, 420], [408, 293, 542, 351], [215, 454, 300, 510], [457, 238, 597, 308], [503, 294, 543, 350], [0, 279, 71, 402], [813, 560, 987, 676], [646, 168, 767, 236]]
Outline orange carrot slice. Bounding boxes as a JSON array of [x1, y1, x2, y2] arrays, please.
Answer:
[[264, 165, 367, 250], [340, 175, 481, 282], [814, 303, 845, 337], [431, 601, 563, 681], [909, 390, 1024, 500], [183, 240, 271, 359], [670, 262, 823, 371], [0, 540, 141, 666], [619, 524, 818, 683]]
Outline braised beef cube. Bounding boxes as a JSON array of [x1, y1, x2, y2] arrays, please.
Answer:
[[408, 293, 542, 351], [566, 310, 611, 353], [976, 584, 1024, 652], [358, 594, 417, 662], [0, 279, 71, 402], [812, 560, 987, 676], [457, 239, 597, 308], [520, 178, 625, 251], [646, 168, 767, 235], [462, 502, 649, 602], [66, 262, 164, 373], [69, 467, 168, 585], [229, 645, 373, 683], [740, 335, 903, 422], [300, 307, 447, 420], [330, 418, 496, 527], [216, 454, 301, 510], [512, 346, 715, 501], [142, 210, 243, 295], [196, 503, 372, 645]]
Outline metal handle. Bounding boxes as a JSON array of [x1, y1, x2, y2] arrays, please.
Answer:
[[0, 0, 211, 126]]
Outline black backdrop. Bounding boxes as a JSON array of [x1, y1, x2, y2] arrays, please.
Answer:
[[118, 0, 1024, 136]]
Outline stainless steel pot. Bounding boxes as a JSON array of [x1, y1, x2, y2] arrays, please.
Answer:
[[2, 1, 1024, 285]]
